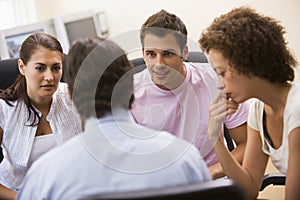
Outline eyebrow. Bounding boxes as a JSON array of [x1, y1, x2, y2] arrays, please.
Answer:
[[208, 61, 217, 72], [33, 62, 61, 66], [144, 49, 154, 52], [164, 49, 177, 52], [144, 48, 177, 52], [34, 62, 46, 66]]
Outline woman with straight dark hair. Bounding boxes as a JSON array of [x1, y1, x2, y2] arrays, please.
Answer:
[[0, 32, 82, 199]]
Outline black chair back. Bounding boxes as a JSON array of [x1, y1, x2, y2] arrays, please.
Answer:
[[0, 58, 19, 163], [0, 58, 19, 90], [86, 178, 246, 200]]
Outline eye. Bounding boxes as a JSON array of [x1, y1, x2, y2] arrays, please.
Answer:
[[52, 65, 61, 72], [146, 51, 156, 58], [163, 51, 174, 57], [214, 68, 225, 78], [218, 71, 225, 77], [35, 66, 45, 72]]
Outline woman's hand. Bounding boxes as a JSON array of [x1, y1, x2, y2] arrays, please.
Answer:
[[209, 162, 225, 179], [208, 92, 239, 142]]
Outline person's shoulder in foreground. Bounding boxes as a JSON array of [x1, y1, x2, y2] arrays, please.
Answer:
[[17, 115, 211, 199]]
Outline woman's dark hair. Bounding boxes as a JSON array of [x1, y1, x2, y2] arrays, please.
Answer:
[[0, 32, 63, 126], [140, 9, 188, 52], [65, 37, 134, 119], [199, 6, 297, 83]]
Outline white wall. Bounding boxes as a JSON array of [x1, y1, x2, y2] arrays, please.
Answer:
[[34, 0, 300, 80]]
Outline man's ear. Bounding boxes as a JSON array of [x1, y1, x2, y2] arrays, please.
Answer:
[[182, 46, 189, 61], [18, 59, 25, 75]]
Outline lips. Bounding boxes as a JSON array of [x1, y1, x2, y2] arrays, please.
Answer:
[[225, 93, 231, 99], [153, 69, 169, 77], [41, 84, 55, 88]]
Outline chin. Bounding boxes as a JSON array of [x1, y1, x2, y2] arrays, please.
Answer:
[[42, 90, 56, 96], [234, 97, 248, 104]]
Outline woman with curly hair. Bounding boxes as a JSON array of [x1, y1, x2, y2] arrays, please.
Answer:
[[199, 6, 299, 200]]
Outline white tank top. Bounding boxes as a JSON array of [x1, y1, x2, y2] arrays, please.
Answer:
[[27, 134, 57, 168]]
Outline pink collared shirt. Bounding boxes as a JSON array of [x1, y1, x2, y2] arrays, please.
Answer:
[[131, 62, 249, 166]]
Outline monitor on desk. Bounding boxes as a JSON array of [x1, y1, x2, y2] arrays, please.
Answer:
[[54, 11, 109, 54], [0, 20, 56, 59]]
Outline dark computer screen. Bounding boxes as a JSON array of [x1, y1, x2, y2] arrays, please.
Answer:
[[65, 17, 97, 45]]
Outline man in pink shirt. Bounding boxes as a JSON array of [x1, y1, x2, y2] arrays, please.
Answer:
[[130, 10, 249, 179]]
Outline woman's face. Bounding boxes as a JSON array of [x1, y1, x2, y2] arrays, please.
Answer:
[[19, 47, 63, 104], [208, 49, 254, 104]]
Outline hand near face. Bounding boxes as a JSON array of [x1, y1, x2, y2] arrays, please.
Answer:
[[208, 91, 239, 142]]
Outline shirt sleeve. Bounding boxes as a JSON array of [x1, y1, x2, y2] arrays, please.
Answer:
[[183, 145, 212, 182], [224, 100, 250, 129], [286, 86, 300, 135], [0, 100, 5, 129], [247, 99, 264, 132]]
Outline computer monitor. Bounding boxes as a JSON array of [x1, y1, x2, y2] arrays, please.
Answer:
[[65, 17, 97, 45], [0, 20, 56, 59], [54, 11, 109, 54]]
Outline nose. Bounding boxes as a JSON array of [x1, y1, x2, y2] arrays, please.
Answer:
[[155, 54, 165, 65], [217, 75, 224, 90], [44, 69, 54, 81]]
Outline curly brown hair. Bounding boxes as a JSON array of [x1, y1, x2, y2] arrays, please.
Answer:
[[65, 37, 134, 119], [199, 6, 297, 83]]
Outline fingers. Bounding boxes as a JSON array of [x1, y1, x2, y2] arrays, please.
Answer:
[[211, 92, 226, 104], [208, 92, 238, 142], [210, 101, 226, 119], [226, 98, 239, 115], [211, 93, 239, 117]]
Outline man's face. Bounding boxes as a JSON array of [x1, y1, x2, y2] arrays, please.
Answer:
[[142, 33, 188, 90]]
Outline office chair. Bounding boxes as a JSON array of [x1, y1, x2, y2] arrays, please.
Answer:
[[0, 58, 20, 163], [85, 178, 246, 200], [130, 51, 286, 193], [0, 58, 19, 163], [0, 58, 19, 90], [260, 173, 286, 191]]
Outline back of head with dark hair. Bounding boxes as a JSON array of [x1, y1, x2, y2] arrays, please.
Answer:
[[140, 10, 188, 51], [65, 37, 104, 94], [65, 37, 134, 119]]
